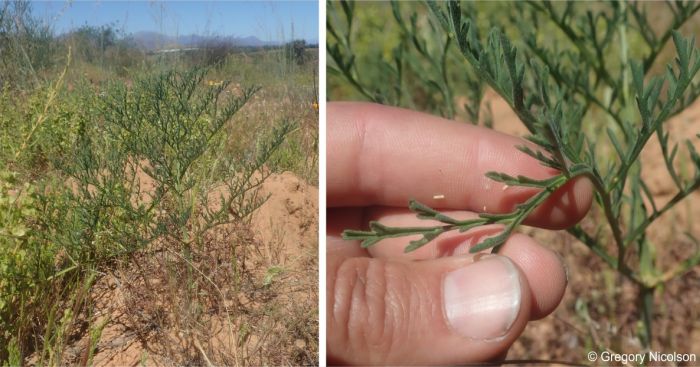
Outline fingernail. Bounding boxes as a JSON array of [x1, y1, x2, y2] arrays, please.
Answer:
[[443, 255, 521, 340]]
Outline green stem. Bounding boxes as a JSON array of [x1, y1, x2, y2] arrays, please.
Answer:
[[566, 226, 616, 269], [625, 177, 700, 247], [642, 3, 700, 71], [582, 171, 630, 276], [439, 37, 455, 119], [534, 1, 617, 89], [640, 286, 655, 350], [525, 44, 629, 139]]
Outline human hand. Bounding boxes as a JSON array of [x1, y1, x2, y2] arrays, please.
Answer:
[[326, 102, 593, 365]]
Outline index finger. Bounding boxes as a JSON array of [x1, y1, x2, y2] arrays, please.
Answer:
[[326, 102, 592, 229]]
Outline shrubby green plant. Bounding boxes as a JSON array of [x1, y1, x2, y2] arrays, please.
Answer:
[[1, 3, 317, 362], [0, 66, 294, 363], [91, 67, 293, 251], [0, 170, 40, 332], [330, 0, 700, 353]]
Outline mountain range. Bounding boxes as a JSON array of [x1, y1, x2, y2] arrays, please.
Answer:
[[129, 31, 316, 50]]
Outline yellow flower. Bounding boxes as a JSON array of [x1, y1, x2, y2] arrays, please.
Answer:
[[312, 101, 319, 112]]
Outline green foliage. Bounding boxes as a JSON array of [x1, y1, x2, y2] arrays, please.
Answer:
[[263, 266, 285, 287], [0, 0, 56, 89], [0, 170, 40, 319], [60, 66, 295, 257], [0, 170, 65, 364], [285, 40, 309, 66], [0, 66, 295, 363], [0, 3, 317, 363], [331, 0, 700, 350], [197, 40, 237, 68], [327, 1, 492, 122], [0, 56, 80, 170], [269, 128, 318, 179], [68, 24, 121, 63], [61, 23, 145, 77]]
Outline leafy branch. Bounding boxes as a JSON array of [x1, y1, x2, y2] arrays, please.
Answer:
[[332, 0, 700, 353], [327, 1, 380, 103], [343, 173, 568, 253], [327, 0, 491, 122], [337, 0, 700, 282]]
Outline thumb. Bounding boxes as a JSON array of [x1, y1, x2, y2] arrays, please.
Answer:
[[327, 253, 532, 365]]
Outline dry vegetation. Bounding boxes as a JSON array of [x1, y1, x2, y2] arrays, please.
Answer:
[[1, 2, 318, 365]]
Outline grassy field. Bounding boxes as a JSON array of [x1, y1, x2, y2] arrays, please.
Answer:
[[1, 4, 318, 365]]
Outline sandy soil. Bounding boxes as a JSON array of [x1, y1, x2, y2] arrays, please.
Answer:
[[484, 93, 700, 365], [42, 171, 318, 366]]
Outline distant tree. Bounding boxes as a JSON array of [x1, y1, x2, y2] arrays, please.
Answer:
[[201, 38, 235, 68], [67, 24, 121, 64], [0, 0, 55, 89], [285, 39, 307, 66]]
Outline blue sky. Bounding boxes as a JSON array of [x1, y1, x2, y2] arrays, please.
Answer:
[[32, 1, 319, 43]]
